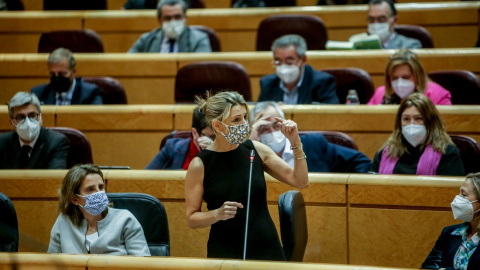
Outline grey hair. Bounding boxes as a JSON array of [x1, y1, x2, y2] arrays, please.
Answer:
[[157, 0, 188, 18], [271, 34, 307, 58], [250, 101, 285, 122], [368, 0, 397, 16], [48, 48, 76, 70], [8, 92, 42, 118]]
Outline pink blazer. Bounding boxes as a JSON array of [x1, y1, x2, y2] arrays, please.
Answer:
[[367, 81, 452, 105]]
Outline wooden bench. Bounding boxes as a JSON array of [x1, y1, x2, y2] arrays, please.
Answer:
[[0, 2, 478, 52], [1, 49, 479, 105], [0, 171, 462, 268]]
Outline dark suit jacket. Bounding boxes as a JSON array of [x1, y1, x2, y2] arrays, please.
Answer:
[[421, 223, 480, 270], [31, 78, 103, 105], [0, 127, 69, 169], [301, 133, 371, 173], [128, 27, 211, 53], [145, 137, 190, 170], [258, 64, 339, 104]]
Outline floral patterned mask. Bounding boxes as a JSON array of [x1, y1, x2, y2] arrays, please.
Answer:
[[220, 121, 250, 145]]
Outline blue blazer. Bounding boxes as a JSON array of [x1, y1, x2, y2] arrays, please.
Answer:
[[31, 78, 103, 105], [258, 64, 339, 104], [145, 137, 190, 170], [0, 127, 69, 169], [301, 133, 371, 173], [421, 223, 480, 270]]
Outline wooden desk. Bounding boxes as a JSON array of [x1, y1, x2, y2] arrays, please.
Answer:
[[0, 2, 478, 52], [0, 171, 462, 268], [1, 49, 479, 106]]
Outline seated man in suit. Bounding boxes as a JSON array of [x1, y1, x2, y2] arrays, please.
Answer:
[[128, 0, 211, 53], [250, 101, 372, 173], [146, 106, 215, 169], [363, 0, 421, 49], [31, 48, 103, 105], [0, 92, 69, 169], [258, 34, 339, 104]]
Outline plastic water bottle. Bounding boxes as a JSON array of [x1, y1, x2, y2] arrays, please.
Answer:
[[345, 89, 360, 105]]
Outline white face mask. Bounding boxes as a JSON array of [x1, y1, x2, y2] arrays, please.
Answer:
[[451, 195, 480, 222], [392, 78, 416, 99], [276, 64, 301, 84], [260, 131, 286, 154], [162, 19, 186, 39], [368, 22, 391, 41], [402, 124, 426, 147], [14, 116, 41, 142]]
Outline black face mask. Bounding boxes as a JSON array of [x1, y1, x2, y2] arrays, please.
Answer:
[[50, 75, 71, 93]]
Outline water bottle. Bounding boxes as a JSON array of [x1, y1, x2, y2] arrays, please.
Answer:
[[345, 89, 360, 105]]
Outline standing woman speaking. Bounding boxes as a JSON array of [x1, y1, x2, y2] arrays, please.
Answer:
[[185, 91, 309, 261]]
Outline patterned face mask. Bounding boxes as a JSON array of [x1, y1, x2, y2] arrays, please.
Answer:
[[220, 121, 250, 145], [76, 191, 109, 216]]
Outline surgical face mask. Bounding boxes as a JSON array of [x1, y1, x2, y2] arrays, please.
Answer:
[[451, 195, 480, 222], [76, 191, 109, 216], [392, 78, 416, 99], [276, 64, 300, 84], [260, 131, 286, 153], [162, 19, 186, 39], [50, 75, 72, 93], [15, 116, 41, 142], [220, 121, 250, 145], [368, 22, 391, 41], [402, 124, 426, 147]]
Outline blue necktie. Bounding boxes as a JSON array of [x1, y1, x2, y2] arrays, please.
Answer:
[[168, 39, 175, 53]]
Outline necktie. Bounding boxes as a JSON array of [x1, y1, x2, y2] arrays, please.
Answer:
[[168, 39, 175, 53], [20, 145, 32, 169]]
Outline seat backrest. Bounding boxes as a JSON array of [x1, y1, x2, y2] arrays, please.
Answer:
[[83, 76, 128, 104], [231, 0, 296, 7], [321, 68, 374, 104], [278, 190, 307, 261], [38, 29, 104, 53], [299, 130, 359, 150], [190, 25, 221, 52], [428, 70, 480, 105], [107, 193, 170, 256], [159, 130, 191, 150], [190, 0, 205, 8], [449, 135, 480, 175], [43, 0, 106, 10], [175, 61, 252, 103], [256, 15, 327, 51], [0, 192, 19, 252], [49, 127, 93, 169], [394, 24, 434, 48]]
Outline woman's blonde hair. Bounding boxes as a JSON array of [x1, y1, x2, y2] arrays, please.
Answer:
[[58, 164, 104, 227], [195, 91, 249, 129], [384, 49, 427, 99], [466, 172, 480, 201], [384, 93, 452, 158]]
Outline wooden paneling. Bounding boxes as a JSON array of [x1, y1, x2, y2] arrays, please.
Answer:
[[0, 2, 478, 52]]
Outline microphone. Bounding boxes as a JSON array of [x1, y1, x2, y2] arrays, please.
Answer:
[[243, 149, 255, 260]]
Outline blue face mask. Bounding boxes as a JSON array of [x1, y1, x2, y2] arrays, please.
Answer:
[[76, 191, 109, 216]]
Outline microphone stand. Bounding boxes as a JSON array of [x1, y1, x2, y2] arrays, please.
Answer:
[[243, 149, 255, 260]]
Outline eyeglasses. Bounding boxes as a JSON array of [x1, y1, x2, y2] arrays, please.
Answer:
[[162, 14, 184, 21], [271, 59, 300, 67], [12, 112, 40, 123], [367, 15, 391, 24]]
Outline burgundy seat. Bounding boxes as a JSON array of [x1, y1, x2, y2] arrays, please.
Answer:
[[83, 76, 128, 104], [50, 127, 93, 169], [175, 61, 252, 103], [190, 25, 221, 52], [160, 130, 358, 151], [232, 0, 296, 6], [428, 70, 480, 105], [38, 29, 104, 53], [321, 68, 375, 104], [394, 24, 434, 48], [450, 135, 480, 175], [256, 15, 328, 51], [43, 0, 106, 10]]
